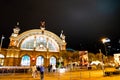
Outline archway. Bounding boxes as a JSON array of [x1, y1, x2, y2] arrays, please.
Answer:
[[36, 56, 44, 66], [21, 55, 30, 66]]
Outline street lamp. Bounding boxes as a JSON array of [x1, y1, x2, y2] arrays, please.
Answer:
[[101, 38, 110, 56], [100, 38, 110, 76], [101, 38, 111, 65]]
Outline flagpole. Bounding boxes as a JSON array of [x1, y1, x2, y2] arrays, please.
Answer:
[[0, 35, 4, 51]]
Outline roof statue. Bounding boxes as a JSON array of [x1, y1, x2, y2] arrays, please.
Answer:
[[12, 22, 20, 37], [40, 20, 45, 34], [60, 30, 66, 42], [9, 22, 20, 47], [40, 20, 45, 30], [14, 22, 20, 34]]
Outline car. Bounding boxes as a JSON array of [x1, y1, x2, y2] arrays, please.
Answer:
[[57, 67, 66, 73], [90, 61, 102, 65]]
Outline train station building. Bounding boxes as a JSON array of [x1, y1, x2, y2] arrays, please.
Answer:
[[0, 21, 66, 67]]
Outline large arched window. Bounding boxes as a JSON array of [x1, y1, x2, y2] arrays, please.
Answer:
[[36, 56, 44, 66], [21, 55, 30, 66], [0, 54, 4, 66], [20, 35, 59, 52], [50, 56, 56, 65]]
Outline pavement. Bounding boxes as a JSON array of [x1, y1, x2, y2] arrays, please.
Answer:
[[0, 70, 120, 80]]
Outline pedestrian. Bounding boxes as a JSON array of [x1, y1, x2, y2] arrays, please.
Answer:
[[39, 65, 44, 80], [31, 65, 37, 78], [48, 64, 52, 72], [36, 65, 40, 71], [52, 64, 56, 72]]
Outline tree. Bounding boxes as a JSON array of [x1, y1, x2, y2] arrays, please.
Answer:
[[71, 51, 79, 62], [96, 53, 103, 62], [59, 51, 73, 65], [88, 52, 95, 63]]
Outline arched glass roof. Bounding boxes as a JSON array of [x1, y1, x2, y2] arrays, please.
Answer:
[[20, 35, 59, 52]]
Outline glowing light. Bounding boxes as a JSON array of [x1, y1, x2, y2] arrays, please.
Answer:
[[102, 38, 110, 43], [32, 57, 35, 61]]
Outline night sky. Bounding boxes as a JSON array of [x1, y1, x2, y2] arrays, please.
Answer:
[[0, 0, 120, 53]]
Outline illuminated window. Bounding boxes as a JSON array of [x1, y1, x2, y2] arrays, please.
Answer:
[[21, 55, 30, 66], [36, 56, 44, 66], [50, 56, 56, 65]]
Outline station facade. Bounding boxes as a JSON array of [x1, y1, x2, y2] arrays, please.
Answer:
[[0, 21, 66, 67]]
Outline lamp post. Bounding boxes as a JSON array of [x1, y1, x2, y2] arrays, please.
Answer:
[[102, 39, 107, 56], [0, 35, 5, 51], [99, 49, 105, 76], [101, 38, 110, 56], [101, 38, 110, 63]]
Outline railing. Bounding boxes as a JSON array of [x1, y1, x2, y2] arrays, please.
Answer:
[[0, 66, 31, 74]]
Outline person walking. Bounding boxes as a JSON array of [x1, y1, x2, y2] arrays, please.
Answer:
[[52, 64, 56, 72], [31, 65, 37, 78], [39, 65, 44, 80], [48, 64, 52, 72]]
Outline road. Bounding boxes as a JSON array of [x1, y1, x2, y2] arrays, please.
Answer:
[[0, 70, 120, 80]]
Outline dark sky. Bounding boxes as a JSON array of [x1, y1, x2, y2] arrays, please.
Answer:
[[0, 0, 120, 53]]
